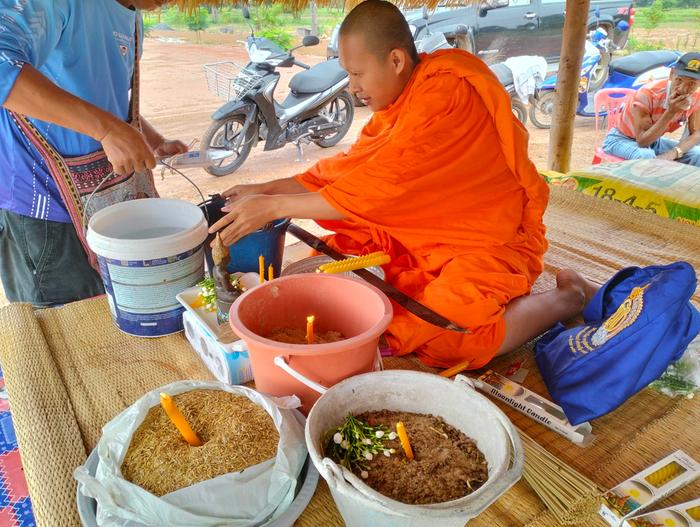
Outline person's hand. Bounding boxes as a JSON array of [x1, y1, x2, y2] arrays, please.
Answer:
[[209, 194, 279, 246], [100, 119, 156, 175], [221, 183, 268, 203], [154, 139, 188, 158], [668, 91, 692, 114]]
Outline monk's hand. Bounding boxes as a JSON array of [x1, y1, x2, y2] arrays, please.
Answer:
[[221, 183, 268, 203], [153, 139, 188, 158], [209, 195, 279, 246], [101, 119, 156, 176]]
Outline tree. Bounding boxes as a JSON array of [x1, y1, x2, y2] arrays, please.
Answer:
[[641, 0, 666, 32], [186, 8, 209, 43]]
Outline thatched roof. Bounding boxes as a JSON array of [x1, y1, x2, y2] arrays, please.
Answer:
[[174, 0, 468, 13]]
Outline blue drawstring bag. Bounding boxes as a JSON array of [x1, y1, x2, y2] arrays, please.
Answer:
[[535, 262, 700, 425]]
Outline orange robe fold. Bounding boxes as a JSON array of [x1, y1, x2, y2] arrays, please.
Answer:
[[296, 49, 549, 369]]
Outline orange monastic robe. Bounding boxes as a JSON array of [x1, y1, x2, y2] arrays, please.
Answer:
[[296, 49, 549, 369]]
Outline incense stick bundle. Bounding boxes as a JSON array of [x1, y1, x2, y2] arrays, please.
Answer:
[[518, 428, 602, 524], [319, 252, 391, 274]]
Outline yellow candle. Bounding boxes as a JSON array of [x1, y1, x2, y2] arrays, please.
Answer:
[[306, 315, 315, 344], [268, 264, 274, 281], [259, 255, 265, 284], [396, 421, 414, 460], [439, 359, 472, 378], [160, 393, 202, 447]]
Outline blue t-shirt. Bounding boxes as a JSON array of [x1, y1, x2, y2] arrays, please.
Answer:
[[0, 0, 142, 222]]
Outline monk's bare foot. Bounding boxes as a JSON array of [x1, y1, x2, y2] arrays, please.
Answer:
[[555, 269, 599, 313]]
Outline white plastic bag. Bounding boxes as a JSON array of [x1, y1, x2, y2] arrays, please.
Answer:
[[74, 380, 307, 526]]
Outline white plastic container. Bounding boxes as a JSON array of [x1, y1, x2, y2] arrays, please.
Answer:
[[305, 371, 524, 527], [86, 199, 208, 337]]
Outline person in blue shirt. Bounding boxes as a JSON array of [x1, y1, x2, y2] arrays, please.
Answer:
[[0, 0, 186, 306]]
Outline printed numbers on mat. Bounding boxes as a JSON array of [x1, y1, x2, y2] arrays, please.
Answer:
[[591, 186, 661, 214]]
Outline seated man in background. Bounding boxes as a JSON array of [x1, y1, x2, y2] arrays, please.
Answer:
[[211, 0, 598, 370], [603, 52, 700, 167]]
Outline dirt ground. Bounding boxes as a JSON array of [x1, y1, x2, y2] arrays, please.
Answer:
[[0, 34, 604, 308], [140, 31, 601, 206]]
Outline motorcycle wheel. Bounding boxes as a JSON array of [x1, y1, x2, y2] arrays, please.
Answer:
[[512, 98, 527, 125], [312, 91, 355, 148], [589, 50, 610, 92], [201, 113, 256, 177], [528, 91, 556, 130]]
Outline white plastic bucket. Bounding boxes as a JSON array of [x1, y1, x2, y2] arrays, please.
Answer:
[[305, 370, 524, 527], [87, 199, 208, 337]]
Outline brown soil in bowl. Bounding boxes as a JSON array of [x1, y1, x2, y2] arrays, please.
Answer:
[[356, 410, 488, 504], [267, 327, 345, 344], [121, 389, 279, 496]]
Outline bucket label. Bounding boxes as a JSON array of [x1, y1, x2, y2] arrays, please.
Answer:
[[98, 246, 205, 337]]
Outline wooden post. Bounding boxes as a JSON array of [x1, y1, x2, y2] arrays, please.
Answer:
[[310, 1, 319, 36], [548, 0, 591, 173]]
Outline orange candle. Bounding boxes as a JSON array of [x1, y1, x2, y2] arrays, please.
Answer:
[[259, 255, 265, 284], [268, 264, 274, 281], [306, 315, 315, 344], [396, 421, 414, 460], [439, 359, 472, 378], [160, 393, 202, 447]]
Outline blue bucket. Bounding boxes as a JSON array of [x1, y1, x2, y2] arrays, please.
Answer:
[[227, 218, 291, 277]]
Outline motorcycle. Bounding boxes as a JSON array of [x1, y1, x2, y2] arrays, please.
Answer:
[[415, 9, 527, 124], [201, 8, 353, 176], [529, 27, 680, 129]]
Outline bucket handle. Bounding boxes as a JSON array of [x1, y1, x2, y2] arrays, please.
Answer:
[[454, 375, 525, 509], [273, 349, 384, 396]]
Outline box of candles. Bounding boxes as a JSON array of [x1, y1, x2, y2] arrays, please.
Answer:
[[177, 287, 254, 385], [623, 498, 700, 527], [599, 450, 700, 526]]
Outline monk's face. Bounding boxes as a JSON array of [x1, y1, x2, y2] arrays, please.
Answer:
[[339, 33, 412, 112]]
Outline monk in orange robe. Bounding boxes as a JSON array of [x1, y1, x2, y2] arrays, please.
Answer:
[[210, 0, 597, 369]]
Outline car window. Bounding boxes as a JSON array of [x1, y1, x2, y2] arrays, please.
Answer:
[[506, 0, 533, 6], [540, 0, 563, 4]]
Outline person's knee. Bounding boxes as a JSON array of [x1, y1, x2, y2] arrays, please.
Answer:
[[683, 146, 700, 167], [629, 148, 656, 160]]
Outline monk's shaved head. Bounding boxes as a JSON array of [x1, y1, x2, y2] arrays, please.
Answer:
[[340, 0, 418, 64]]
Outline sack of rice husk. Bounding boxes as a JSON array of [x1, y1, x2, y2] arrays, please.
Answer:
[[74, 380, 306, 526]]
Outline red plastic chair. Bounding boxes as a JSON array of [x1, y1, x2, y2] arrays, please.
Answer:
[[592, 88, 637, 164]]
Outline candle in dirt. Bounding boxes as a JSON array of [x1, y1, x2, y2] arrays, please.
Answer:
[[160, 393, 202, 447], [258, 255, 265, 284], [268, 264, 274, 281], [306, 315, 315, 344]]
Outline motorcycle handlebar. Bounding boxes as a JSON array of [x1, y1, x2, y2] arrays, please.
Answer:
[[294, 59, 311, 69]]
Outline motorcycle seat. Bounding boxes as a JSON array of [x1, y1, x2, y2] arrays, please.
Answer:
[[489, 63, 514, 87], [289, 59, 347, 94], [609, 50, 681, 77]]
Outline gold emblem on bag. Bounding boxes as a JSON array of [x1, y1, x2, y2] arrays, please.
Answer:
[[568, 285, 649, 354]]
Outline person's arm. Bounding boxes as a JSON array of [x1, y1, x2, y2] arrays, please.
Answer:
[[210, 192, 343, 245], [0, 2, 156, 175], [140, 116, 188, 157], [3, 65, 155, 175], [221, 177, 310, 202], [632, 87, 692, 148]]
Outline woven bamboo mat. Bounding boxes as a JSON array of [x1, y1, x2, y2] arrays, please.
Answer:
[[0, 187, 698, 527]]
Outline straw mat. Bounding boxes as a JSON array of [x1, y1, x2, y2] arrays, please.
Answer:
[[0, 187, 698, 526]]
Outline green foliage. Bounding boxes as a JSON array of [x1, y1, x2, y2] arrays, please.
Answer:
[[218, 7, 245, 25], [162, 6, 187, 27], [186, 8, 210, 33], [626, 36, 667, 51], [143, 17, 155, 36], [639, 0, 667, 30], [260, 28, 294, 50], [254, 4, 285, 30]]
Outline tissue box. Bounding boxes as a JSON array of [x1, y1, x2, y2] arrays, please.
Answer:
[[177, 287, 253, 385], [599, 450, 700, 526]]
